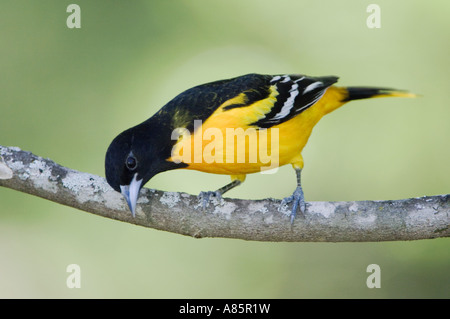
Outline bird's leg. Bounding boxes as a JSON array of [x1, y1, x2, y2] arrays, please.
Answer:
[[199, 179, 242, 209], [281, 168, 306, 223]]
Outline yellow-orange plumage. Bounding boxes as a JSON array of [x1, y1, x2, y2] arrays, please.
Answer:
[[170, 85, 357, 174]]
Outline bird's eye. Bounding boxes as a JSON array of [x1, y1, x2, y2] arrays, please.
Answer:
[[126, 155, 137, 171]]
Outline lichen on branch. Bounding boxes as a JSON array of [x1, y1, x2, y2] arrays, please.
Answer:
[[0, 145, 449, 242]]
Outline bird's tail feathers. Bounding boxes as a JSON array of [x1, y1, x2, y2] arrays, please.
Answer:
[[342, 87, 417, 102]]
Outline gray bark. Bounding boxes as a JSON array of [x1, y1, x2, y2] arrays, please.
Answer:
[[0, 145, 448, 242]]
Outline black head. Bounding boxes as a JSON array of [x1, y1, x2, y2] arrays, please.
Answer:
[[105, 123, 180, 216]]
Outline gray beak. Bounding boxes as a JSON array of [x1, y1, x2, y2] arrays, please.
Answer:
[[120, 173, 143, 217]]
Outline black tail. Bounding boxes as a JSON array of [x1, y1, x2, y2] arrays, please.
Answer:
[[343, 87, 416, 102]]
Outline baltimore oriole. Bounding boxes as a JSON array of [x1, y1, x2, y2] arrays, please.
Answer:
[[105, 73, 415, 222]]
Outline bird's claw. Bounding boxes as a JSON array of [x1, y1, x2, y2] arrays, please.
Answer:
[[280, 186, 306, 223], [198, 190, 223, 210]]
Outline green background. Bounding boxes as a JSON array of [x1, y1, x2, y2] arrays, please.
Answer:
[[1, 0, 449, 298]]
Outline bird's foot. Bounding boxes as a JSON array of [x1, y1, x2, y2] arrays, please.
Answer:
[[198, 190, 223, 210], [280, 186, 306, 223]]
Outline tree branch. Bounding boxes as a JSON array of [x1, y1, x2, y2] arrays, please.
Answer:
[[0, 145, 448, 242]]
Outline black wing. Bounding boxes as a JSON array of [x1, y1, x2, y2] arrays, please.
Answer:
[[155, 73, 338, 132], [251, 74, 338, 128]]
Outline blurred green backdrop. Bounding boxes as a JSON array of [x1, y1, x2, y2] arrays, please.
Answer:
[[1, 0, 449, 298]]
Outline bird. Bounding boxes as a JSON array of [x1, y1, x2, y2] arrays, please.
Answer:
[[105, 73, 415, 222]]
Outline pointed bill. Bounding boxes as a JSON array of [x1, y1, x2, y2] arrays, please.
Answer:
[[120, 173, 142, 217]]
